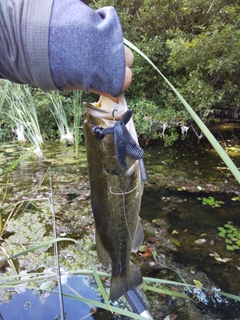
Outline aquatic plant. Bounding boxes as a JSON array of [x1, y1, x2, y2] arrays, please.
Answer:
[[4, 83, 44, 159], [218, 223, 240, 251], [198, 196, 224, 208], [231, 195, 240, 201], [49, 92, 74, 146], [0, 178, 8, 233], [0, 80, 9, 113], [73, 90, 83, 157], [11, 84, 43, 144]]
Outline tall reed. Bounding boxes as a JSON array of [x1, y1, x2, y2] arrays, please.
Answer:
[[0, 80, 9, 113], [5, 83, 44, 159], [49, 92, 74, 145], [73, 90, 83, 157]]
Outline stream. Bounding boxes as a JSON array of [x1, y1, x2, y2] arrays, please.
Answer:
[[0, 138, 239, 320]]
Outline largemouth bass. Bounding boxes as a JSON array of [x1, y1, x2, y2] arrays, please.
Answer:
[[83, 95, 145, 301]]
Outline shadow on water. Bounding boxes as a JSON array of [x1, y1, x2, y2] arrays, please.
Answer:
[[0, 140, 240, 319]]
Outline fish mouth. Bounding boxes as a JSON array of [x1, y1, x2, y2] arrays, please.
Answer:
[[83, 94, 128, 120]]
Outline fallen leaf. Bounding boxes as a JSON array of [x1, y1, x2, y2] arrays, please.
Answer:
[[138, 245, 146, 253], [170, 286, 179, 292], [147, 236, 157, 243], [141, 247, 153, 257], [172, 239, 181, 247], [193, 279, 203, 290]]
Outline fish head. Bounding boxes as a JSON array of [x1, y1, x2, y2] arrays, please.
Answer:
[[83, 94, 138, 143], [83, 94, 145, 178], [83, 95, 122, 173], [83, 94, 127, 122]]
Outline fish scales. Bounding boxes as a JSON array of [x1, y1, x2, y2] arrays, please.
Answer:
[[84, 96, 144, 301]]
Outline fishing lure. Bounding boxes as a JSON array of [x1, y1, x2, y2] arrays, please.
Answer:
[[93, 110, 147, 181]]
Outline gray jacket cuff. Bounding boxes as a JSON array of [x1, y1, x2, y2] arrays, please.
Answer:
[[0, 0, 57, 91], [24, 0, 58, 90]]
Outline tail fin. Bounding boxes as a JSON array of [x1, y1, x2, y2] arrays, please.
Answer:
[[110, 263, 143, 301]]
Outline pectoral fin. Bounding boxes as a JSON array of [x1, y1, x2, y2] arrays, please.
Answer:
[[139, 158, 148, 182], [95, 230, 110, 268], [132, 219, 144, 251]]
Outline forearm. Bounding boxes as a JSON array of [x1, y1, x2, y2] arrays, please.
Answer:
[[0, 0, 125, 96]]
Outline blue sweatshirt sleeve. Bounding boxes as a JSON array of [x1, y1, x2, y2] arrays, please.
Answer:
[[49, 0, 125, 97]]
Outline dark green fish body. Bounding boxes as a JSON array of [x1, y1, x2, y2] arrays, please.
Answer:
[[83, 95, 144, 301]]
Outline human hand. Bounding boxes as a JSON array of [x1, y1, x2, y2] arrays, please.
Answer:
[[63, 46, 134, 102], [122, 46, 134, 91]]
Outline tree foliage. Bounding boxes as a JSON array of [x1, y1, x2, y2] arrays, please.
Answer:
[[89, 0, 240, 140], [1, 1, 239, 145]]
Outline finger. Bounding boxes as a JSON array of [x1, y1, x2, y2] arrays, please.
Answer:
[[62, 85, 118, 102], [124, 46, 134, 68], [122, 66, 132, 92]]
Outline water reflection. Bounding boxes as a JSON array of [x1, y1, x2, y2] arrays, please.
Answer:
[[0, 276, 100, 320]]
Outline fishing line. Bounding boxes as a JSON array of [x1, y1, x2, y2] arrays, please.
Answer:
[[4, 166, 51, 229], [8, 165, 67, 319], [109, 186, 135, 245], [48, 166, 65, 320], [109, 184, 153, 319], [109, 175, 141, 246], [109, 178, 140, 196]]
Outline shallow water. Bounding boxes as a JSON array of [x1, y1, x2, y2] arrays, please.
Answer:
[[141, 143, 240, 319], [141, 187, 240, 319], [0, 141, 239, 319]]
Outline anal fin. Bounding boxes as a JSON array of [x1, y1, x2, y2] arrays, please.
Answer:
[[95, 229, 110, 268], [132, 219, 144, 251]]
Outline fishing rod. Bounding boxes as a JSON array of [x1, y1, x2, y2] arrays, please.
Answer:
[[124, 289, 153, 319]]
